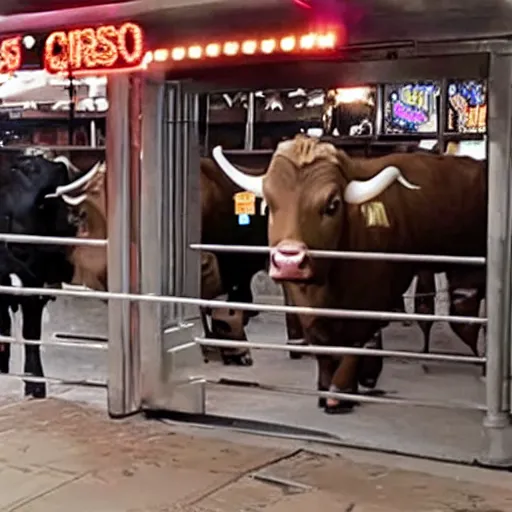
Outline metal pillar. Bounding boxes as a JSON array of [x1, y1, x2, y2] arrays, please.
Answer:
[[245, 92, 255, 150], [106, 74, 142, 417], [482, 52, 512, 466], [138, 78, 203, 413]]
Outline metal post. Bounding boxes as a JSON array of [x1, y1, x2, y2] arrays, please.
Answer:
[[244, 91, 255, 150], [139, 72, 165, 407], [105, 74, 142, 417], [482, 52, 512, 466], [437, 78, 447, 152], [140, 79, 203, 413], [374, 85, 383, 138], [182, 88, 201, 321]]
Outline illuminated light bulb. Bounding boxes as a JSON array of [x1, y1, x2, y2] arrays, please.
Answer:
[[22, 35, 36, 49], [280, 36, 296, 52], [299, 33, 316, 49], [142, 51, 153, 65], [241, 40, 257, 55], [118, 22, 145, 64], [223, 42, 239, 56], [188, 45, 202, 59], [261, 39, 276, 54], [171, 47, 186, 60], [153, 49, 168, 62], [317, 32, 336, 49], [205, 43, 221, 57]]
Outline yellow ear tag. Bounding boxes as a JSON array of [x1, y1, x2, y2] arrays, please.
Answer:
[[234, 191, 256, 215]]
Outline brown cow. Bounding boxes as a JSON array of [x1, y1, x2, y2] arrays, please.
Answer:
[[212, 134, 486, 413]]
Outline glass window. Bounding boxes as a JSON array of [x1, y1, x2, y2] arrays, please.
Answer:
[[323, 87, 376, 137], [446, 80, 487, 134], [383, 82, 440, 134], [253, 88, 324, 149], [206, 91, 247, 150]]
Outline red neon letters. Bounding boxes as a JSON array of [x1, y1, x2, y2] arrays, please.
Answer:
[[44, 22, 145, 74], [0, 37, 22, 74]]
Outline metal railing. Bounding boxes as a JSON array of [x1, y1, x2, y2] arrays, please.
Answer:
[[0, 233, 107, 247], [0, 285, 487, 325], [194, 338, 485, 364], [0, 231, 108, 391], [191, 244, 486, 266]]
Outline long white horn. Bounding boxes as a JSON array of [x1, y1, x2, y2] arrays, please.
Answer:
[[212, 146, 264, 197], [62, 193, 87, 206], [343, 166, 420, 205], [53, 155, 81, 176], [53, 161, 102, 196]]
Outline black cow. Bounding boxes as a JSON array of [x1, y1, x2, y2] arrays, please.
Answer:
[[0, 154, 88, 398]]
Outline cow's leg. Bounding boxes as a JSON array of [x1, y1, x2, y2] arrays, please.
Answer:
[[448, 291, 484, 375], [0, 300, 11, 374], [21, 297, 46, 399], [199, 307, 212, 363], [316, 355, 339, 408], [324, 355, 360, 414], [415, 271, 435, 353], [281, 286, 308, 360], [357, 331, 384, 390], [211, 308, 253, 367]]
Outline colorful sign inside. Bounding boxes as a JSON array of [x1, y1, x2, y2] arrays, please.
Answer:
[[0, 37, 22, 74], [384, 82, 439, 134], [44, 22, 145, 74], [446, 81, 487, 133]]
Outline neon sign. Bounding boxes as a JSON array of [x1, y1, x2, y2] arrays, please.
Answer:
[[0, 37, 22, 74], [385, 83, 439, 134], [44, 22, 145, 74], [446, 81, 487, 133]]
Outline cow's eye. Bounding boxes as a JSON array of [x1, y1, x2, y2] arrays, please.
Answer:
[[323, 196, 341, 217]]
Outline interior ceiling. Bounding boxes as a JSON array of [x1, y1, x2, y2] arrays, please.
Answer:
[[0, 0, 131, 16]]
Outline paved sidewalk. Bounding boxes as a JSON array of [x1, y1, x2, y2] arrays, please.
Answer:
[[0, 398, 511, 511]]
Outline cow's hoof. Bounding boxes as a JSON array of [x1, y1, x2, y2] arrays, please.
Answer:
[[323, 400, 357, 414], [289, 351, 303, 360], [222, 353, 253, 367], [359, 377, 377, 389], [24, 381, 46, 399]]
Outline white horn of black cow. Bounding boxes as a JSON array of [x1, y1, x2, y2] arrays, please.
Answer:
[[52, 155, 82, 176], [343, 166, 421, 205], [212, 146, 264, 198], [53, 161, 102, 196], [62, 193, 87, 206]]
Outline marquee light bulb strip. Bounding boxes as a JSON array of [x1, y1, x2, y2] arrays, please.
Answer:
[[146, 31, 338, 65]]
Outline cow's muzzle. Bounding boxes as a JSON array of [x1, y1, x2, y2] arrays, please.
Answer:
[[269, 240, 313, 281]]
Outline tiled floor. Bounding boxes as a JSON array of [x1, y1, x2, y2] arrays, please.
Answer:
[[0, 398, 511, 512]]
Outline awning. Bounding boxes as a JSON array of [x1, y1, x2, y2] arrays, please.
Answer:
[[0, 0, 510, 46]]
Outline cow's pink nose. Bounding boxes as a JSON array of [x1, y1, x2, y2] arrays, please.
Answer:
[[269, 241, 313, 281]]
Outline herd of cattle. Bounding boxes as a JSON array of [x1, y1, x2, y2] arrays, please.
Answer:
[[0, 136, 486, 414]]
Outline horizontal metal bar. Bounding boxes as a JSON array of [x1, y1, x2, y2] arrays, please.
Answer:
[[0, 333, 107, 350], [0, 372, 106, 388], [0, 145, 106, 152], [0, 285, 487, 324], [201, 378, 486, 412], [52, 332, 108, 343], [195, 338, 485, 364], [223, 149, 274, 156], [190, 244, 486, 266], [0, 233, 107, 247]]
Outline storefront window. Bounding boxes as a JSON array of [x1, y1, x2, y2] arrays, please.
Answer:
[[446, 80, 487, 134], [322, 86, 376, 137], [383, 82, 439, 134]]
